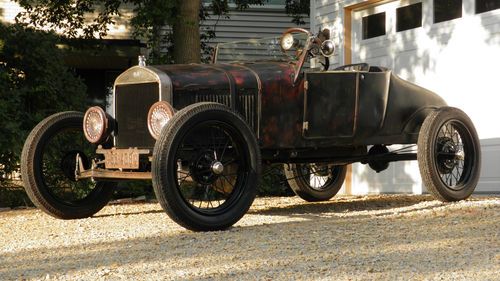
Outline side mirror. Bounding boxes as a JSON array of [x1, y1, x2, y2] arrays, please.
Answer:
[[320, 40, 335, 57]]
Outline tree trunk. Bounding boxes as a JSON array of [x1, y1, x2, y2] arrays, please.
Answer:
[[173, 0, 201, 64]]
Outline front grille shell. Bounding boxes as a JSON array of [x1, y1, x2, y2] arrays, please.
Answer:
[[114, 83, 159, 148]]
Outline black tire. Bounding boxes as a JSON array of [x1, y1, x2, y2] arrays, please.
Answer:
[[152, 102, 261, 231], [417, 107, 481, 201], [284, 163, 347, 202], [21, 111, 116, 219]]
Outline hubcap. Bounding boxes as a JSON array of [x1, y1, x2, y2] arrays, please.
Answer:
[[211, 161, 224, 175], [434, 120, 472, 190], [174, 120, 249, 213]]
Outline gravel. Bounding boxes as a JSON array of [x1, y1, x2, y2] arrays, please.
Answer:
[[0, 194, 499, 280]]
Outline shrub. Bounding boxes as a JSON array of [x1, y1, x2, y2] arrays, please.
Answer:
[[0, 22, 87, 182]]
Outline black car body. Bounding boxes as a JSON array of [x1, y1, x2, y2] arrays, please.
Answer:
[[21, 28, 481, 231]]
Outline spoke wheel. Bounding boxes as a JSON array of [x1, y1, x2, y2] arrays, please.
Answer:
[[284, 163, 347, 202], [21, 112, 116, 219], [418, 107, 481, 201], [152, 103, 260, 231]]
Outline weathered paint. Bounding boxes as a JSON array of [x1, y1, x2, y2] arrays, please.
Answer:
[[153, 62, 305, 149], [115, 61, 447, 152]]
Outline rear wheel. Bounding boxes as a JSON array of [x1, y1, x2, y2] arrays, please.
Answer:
[[417, 107, 481, 201], [284, 163, 347, 202], [152, 103, 261, 231], [21, 111, 116, 219]]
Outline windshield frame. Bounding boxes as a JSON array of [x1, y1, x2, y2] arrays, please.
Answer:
[[212, 33, 310, 64]]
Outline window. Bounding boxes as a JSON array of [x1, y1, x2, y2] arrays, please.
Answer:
[[397, 3, 423, 31], [434, 0, 462, 23], [476, 0, 500, 13], [362, 12, 386, 39]]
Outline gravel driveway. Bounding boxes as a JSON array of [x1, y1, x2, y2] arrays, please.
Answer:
[[0, 194, 499, 280]]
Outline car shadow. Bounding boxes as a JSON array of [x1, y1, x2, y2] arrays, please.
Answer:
[[247, 194, 436, 216], [1, 196, 497, 280]]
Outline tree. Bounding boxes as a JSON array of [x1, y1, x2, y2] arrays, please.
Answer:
[[0, 22, 87, 181], [14, 0, 308, 64]]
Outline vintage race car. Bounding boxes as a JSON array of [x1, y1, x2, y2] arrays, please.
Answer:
[[21, 28, 481, 231]]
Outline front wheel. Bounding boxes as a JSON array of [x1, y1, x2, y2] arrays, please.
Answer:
[[284, 163, 347, 202], [21, 111, 116, 219], [417, 107, 481, 201], [152, 102, 261, 231]]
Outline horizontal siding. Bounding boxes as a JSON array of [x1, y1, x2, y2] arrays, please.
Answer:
[[0, 0, 135, 39], [157, 6, 308, 62], [0, 0, 22, 23], [477, 138, 500, 193], [201, 7, 309, 44]]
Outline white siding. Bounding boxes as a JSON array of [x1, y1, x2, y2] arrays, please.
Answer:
[[313, 0, 500, 194], [0, 0, 22, 23], [0, 0, 135, 39]]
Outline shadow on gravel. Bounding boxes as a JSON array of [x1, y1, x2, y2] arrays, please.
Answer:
[[93, 209, 164, 218], [91, 195, 437, 219], [1, 201, 497, 280], [248, 195, 436, 216]]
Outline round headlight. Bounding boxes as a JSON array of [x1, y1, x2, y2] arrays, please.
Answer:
[[281, 33, 295, 51], [320, 40, 335, 57], [83, 106, 109, 144], [147, 101, 175, 140]]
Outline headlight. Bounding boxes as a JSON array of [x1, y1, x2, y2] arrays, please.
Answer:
[[320, 40, 335, 57], [281, 33, 295, 51], [83, 106, 109, 144], [147, 101, 175, 140]]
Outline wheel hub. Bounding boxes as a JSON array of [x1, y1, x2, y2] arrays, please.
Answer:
[[211, 161, 224, 175], [437, 137, 459, 173], [190, 150, 221, 185]]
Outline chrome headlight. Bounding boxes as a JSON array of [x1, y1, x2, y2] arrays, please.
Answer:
[[281, 33, 295, 51], [83, 106, 109, 144], [147, 101, 175, 140], [320, 40, 335, 57]]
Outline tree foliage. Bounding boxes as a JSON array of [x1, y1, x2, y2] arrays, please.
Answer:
[[14, 0, 308, 64], [285, 0, 310, 25], [0, 22, 87, 180]]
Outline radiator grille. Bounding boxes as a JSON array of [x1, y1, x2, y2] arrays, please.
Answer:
[[173, 89, 230, 109], [115, 83, 159, 148], [237, 92, 256, 130], [174, 89, 257, 131]]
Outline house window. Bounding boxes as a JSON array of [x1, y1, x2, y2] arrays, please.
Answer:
[[434, 0, 462, 23], [476, 0, 500, 13], [362, 12, 386, 39], [397, 3, 423, 31]]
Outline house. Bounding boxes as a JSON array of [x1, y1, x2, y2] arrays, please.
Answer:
[[310, 0, 499, 194], [1, 0, 308, 108]]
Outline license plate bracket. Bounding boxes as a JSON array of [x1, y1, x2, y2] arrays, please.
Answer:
[[96, 148, 150, 169]]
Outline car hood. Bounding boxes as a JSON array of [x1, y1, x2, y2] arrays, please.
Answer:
[[114, 62, 296, 108]]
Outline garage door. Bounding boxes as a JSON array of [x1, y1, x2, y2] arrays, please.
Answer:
[[349, 0, 500, 194]]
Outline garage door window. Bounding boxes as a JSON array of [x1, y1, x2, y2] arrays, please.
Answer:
[[434, 0, 462, 23], [362, 12, 386, 39], [476, 0, 500, 13], [396, 3, 423, 31]]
